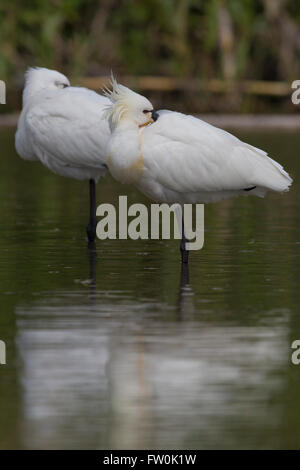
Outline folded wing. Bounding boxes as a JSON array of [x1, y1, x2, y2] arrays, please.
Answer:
[[22, 88, 110, 173], [142, 112, 292, 194]]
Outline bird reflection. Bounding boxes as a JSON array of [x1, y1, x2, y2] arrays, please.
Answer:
[[180, 261, 189, 286], [177, 262, 195, 320], [15, 256, 287, 449], [87, 242, 97, 302], [87, 241, 97, 284]]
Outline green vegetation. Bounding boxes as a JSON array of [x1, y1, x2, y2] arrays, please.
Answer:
[[0, 0, 300, 111]]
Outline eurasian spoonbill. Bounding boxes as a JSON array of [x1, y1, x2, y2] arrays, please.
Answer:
[[104, 78, 293, 263], [15, 67, 110, 242]]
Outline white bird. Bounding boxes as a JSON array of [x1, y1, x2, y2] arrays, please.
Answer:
[[15, 67, 111, 242], [104, 78, 293, 263]]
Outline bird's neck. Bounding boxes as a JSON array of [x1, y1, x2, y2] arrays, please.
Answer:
[[113, 118, 138, 132], [107, 125, 144, 185]]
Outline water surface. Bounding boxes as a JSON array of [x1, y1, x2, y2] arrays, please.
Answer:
[[0, 128, 300, 449]]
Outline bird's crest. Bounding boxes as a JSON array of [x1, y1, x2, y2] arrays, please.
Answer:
[[102, 74, 137, 129], [103, 73, 154, 130], [103, 73, 129, 103]]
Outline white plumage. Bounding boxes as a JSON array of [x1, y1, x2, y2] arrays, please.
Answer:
[[15, 67, 110, 182], [105, 80, 293, 205], [15, 67, 111, 242]]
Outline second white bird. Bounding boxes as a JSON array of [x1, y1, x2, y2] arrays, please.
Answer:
[[104, 78, 293, 262]]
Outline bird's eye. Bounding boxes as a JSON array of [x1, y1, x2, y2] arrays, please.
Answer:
[[143, 110, 151, 114], [56, 82, 69, 89]]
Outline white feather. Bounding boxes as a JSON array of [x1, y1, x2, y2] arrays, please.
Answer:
[[105, 85, 293, 204], [15, 67, 111, 182]]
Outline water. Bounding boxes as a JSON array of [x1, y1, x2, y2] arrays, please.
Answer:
[[0, 128, 300, 450]]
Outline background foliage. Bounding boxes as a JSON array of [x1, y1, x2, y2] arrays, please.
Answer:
[[0, 0, 300, 112]]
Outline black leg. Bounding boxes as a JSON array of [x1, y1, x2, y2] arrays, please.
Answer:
[[180, 217, 189, 264], [177, 261, 190, 320], [180, 261, 189, 285], [86, 179, 97, 243]]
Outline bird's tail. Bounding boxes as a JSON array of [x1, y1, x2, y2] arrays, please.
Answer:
[[245, 144, 293, 193]]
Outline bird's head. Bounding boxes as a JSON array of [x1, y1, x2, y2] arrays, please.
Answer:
[[104, 76, 158, 131], [23, 67, 70, 105]]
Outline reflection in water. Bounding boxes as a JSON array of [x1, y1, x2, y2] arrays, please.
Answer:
[[87, 242, 97, 287], [1, 129, 300, 449], [15, 283, 289, 449], [15, 252, 289, 449], [177, 263, 195, 320]]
